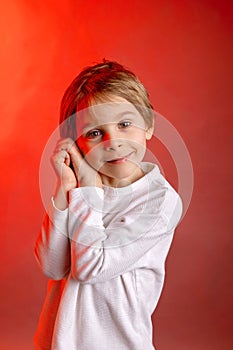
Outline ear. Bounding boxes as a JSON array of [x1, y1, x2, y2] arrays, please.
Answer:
[[146, 125, 154, 140]]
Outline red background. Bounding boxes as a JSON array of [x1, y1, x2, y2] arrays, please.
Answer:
[[0, 1, 232, 349]]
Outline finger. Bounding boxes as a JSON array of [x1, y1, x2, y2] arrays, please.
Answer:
[[52, 149, 71, 167], [54, 139, 85, 174], [55, 138, 78, 153], [57, 141, 83, 162], [58, 144, 79, 160], [64, 152, 71, 167]]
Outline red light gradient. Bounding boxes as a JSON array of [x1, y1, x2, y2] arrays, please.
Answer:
[[0, 1, 232, 349]]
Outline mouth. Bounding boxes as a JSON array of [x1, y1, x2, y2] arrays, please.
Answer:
[[106, 152, 134, 164]]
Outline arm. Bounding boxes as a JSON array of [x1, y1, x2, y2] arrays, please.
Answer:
[[34, 198, 71, 280], [68, 184, 182, 284], [34, 138, 79, 279], [34, 138, 102, 279]]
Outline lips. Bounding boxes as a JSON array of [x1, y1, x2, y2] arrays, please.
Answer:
[[106, 152, 133, 164]]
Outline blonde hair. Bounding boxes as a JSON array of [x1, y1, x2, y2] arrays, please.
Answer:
[[59, 60, 154, 140]]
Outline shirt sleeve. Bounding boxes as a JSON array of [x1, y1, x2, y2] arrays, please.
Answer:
[[34, 198, 71, 280], [68, 186, 182, 284]]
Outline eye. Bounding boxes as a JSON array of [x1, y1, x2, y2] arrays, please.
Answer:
[[118, 120, 132, 129], [86, 129, 103, 140]]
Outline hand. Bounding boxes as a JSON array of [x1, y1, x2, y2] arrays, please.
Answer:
[[51, 138, 78, 192], [52, 138, 102, 189]]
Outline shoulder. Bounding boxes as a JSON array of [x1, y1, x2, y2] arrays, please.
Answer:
[[142, 162, 183, 231]]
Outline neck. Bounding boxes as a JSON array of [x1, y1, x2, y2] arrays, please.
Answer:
[[101, 167, 145, 188]]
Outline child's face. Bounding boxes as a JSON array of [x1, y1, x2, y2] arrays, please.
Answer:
[[76, 97, 153, 187]]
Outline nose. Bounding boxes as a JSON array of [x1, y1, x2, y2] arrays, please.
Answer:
[[103, 132, 122, 151]]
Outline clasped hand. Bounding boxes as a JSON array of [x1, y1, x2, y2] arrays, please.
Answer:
[[51, 138, 102, 191]]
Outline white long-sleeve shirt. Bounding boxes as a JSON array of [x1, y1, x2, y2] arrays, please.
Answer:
[[34, 163, 182, 350]]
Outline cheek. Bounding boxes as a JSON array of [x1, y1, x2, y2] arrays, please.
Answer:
[[77, 138, 101, 165], [133, 132, 147, 149], [77, 137, 91, 155]]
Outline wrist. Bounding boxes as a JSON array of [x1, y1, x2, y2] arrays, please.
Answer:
[[56, 179, 77, 192], [54, 181, 76, 210]]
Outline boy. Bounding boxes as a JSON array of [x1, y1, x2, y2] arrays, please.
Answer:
[[34, 60, 182, 349]]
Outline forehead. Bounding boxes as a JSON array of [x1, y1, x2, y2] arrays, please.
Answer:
[[76, 100, 144, 132]]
